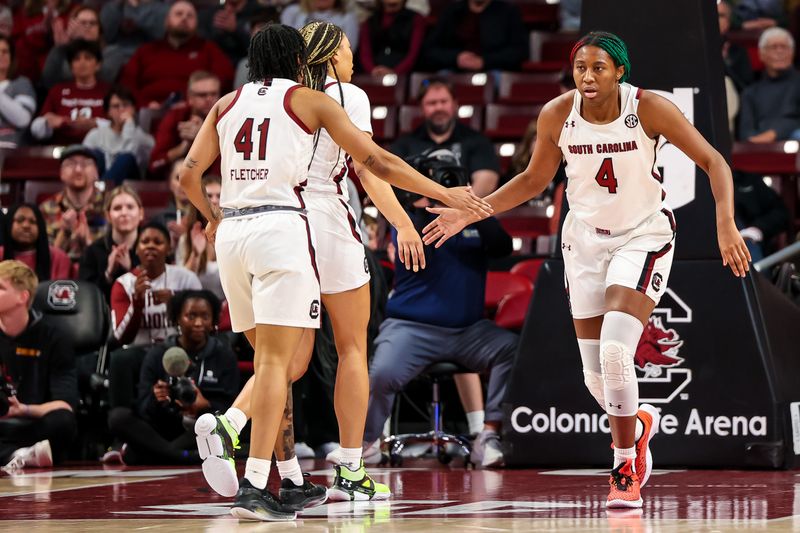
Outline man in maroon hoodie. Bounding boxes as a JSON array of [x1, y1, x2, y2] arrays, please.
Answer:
[[119, 1, 233, 108]]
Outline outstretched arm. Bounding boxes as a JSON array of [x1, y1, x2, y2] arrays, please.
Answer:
[[291, 88, 492, 219], [423, 103, 564, 247], [639, 91, 750, 277]]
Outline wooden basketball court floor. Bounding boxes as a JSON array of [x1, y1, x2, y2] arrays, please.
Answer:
[[1, 459, 798, 532]]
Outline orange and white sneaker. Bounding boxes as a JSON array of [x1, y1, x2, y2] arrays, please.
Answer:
[[607, 459, 642, 509], [634, 404, 660, 487]]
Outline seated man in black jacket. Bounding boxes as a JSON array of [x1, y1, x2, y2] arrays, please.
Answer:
[[0, 260, 78, 470], [108, 290, 239, 465], [364, 151, 518, 468]]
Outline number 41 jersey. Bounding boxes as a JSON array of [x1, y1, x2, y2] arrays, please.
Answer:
[[216, 78, 315, 210], [557, 83, 664, 233]]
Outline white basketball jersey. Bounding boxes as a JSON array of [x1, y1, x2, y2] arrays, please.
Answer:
[[557, 83, 664, 232], [304, 77, 373, 200], [216, 78, 314, 210]]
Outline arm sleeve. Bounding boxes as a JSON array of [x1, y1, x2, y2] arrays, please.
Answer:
[[473, 216, 513, 258], [392, 14, 426, 75], [47, 326, 79, 409], [0, 89, 35, 129], [110, 278, 143, 345]]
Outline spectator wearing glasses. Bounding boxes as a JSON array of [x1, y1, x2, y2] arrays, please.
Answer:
[[39, 145, 107, 261], [148, 71, 221, 178]]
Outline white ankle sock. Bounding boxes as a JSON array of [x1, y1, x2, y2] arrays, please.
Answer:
[[634, 418, 644, 441], [276, 457, 304, 487], [224, 407, 247, 434], [338, 447, 362, 470], [613, 446, 636, 469], [466, 410, 485, 435], [244, 457, 271, 490]]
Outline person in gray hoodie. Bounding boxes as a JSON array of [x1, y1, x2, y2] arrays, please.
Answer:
[[83, 86, 154, 184]]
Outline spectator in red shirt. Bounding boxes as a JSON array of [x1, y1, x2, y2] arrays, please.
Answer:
[[119, 0, 233, 109], [148, 71, 221, 177], [0, 203, 71, 282], [30, 39, 110, 145], [359, 0, 426, 77], [11, 0, 73, 83]]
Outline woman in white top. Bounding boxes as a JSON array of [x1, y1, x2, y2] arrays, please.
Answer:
[[423, 31, 750, 510]]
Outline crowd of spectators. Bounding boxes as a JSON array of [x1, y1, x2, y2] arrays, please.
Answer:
[[0, 0, 797, 470]]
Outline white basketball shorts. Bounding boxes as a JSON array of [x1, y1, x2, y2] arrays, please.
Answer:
[[305, 193, 370, 294], [215, 211, 321, 331], [561, 207, 676, 319]]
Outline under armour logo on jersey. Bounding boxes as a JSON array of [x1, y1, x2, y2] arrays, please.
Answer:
[[309, 299, 320, 319], [564, 120, 576, 128], [608, 402, 622, 410], [624, 114, 639, 128], [561, 242, 572, 252], [364, 257, 369, 274]]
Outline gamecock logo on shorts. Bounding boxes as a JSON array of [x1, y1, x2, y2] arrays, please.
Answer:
[[635, 289, 693, 404], [309, 299, 320, 319]]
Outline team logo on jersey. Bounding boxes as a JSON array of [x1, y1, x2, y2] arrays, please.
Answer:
[[309, 299, 320, 319], [624, 114, 639, 128], [47, 280, 78, 310], [652, 272, 663, 292]]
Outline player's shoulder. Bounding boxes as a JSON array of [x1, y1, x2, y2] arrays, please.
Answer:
[[327, 80, 370, 105], [539, 91, 574, 127], [635, 88, 673, 111]]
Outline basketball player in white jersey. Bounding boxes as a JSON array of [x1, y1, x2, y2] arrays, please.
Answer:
[[180, 24, 491, 522], [194, 21, 420, 505], [422, 31, 750, 509]]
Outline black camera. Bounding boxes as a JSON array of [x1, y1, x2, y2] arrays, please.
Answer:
[[397, 148, 470, 207], [168, 376, 197, 405]]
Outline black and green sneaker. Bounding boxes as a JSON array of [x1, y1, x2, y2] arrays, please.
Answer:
[[279, 473, 328, 511], [327, 460, 392, 502], [195, 413, 240, 497], [230, 478, 297, 521]]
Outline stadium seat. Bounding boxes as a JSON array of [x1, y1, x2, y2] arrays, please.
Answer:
[[510, 258, 545, 284], [1, 146, 62, 185], [24, 180, 63, 205], [495, 142, 516, 175], [408, 72, 495, 105], [351, 74, 407, 106], [513, 0, 559, 30], [494, 287, 532, 331], [34, 280, 110, 356], [370, 105, 398, 142], [484, 104, 542, 140], [540, 33, 578, 63], [398, 104, 484, 134], [498, 72, 562, 105], [485, 271, 533, 316]]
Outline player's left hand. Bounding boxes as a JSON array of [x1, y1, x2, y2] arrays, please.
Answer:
[[718, 218, 751, 278], [396, 224, 425, 272]]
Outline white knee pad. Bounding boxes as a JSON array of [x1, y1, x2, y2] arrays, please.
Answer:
[[577, 339, 604, 408], [599, 311, 644, 417]]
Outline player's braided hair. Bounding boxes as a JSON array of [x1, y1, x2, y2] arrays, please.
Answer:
[[247, 23, 308, 83], [570, 31, 631, 83], [300, 22, 347, 173]]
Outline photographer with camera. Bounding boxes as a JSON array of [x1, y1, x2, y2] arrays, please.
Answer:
[[107, 290, 239, 465], [0, 261, 78, 471], [364, 149, 518, 468]]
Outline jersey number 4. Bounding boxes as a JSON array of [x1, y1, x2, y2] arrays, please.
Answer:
[[234, 118, 270, 160], [594, 157, 618, 194]]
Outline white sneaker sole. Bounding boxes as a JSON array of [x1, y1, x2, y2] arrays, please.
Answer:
[[326, 486, 392, 502], [607, 497, 643, 509], [637, 404, 660, 488], [230, 506, 297, 521], [195, 414, 238, 497]]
